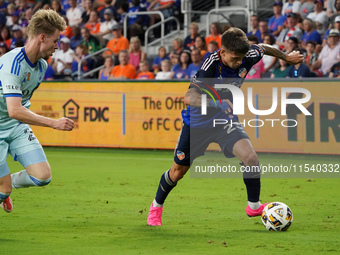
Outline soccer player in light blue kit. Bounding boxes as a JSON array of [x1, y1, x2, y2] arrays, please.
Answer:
[[0, 9, 74, 213]]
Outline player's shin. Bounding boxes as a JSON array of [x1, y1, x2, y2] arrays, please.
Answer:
[[153, 169, 177, 207], [0, 191, 11, 203], [242, 162, 261, 209], [11, 170, 51, 188]]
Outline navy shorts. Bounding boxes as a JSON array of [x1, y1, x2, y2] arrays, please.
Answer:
[[174, 121, 249, 166]]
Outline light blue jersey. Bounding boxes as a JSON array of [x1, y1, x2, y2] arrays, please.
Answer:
[[0, 47, 48, 129]]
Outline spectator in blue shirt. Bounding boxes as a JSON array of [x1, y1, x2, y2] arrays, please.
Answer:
[[287, 49, 312, 78], [301, 18, 322, 48], [170, 50, 191, 79], [186, 49, 201, 78], [268, 1, 287, 37], [246, 15, 261, 41], [152, 46, 170, 73]]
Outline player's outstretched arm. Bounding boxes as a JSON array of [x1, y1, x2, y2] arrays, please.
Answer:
[[258, 43, 304, 65], [6, 97, 74, 131]]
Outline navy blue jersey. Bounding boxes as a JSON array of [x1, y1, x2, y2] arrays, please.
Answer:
[[182, 44, 265, 128]]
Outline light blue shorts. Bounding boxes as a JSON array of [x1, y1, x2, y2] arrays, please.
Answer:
[[0, 123, 47, 178]]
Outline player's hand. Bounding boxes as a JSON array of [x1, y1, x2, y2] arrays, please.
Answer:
[[285, 51, 304, 65], [210, 99, 234, 118], [53, 117, 74, 131]]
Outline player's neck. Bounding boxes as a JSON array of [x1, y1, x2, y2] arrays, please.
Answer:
[[24, 39, 41, 64]]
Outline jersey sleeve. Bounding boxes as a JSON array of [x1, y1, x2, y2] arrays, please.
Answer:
[[245, 44, 265, 67], [0, 62, 23, 98]]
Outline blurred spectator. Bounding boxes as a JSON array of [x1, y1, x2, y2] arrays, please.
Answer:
[[20, 7, 33, 28], [70, 26, 83, 50], [169, 37, 183, 62], [203, 40, 219, 60], [299, 0, 315, 19], [282, 0, 301, 16], [109, 50, 136, 79], [60, 17, 73, 39], [312, 29, 340, 76], [66, 0, 82, 27], [127, 0, 148, 40], [286, 36, 300, 53], [287, 50, 312, 77], [32, 0, 51, 13], [246, 15, 261, 41], [205, 22, 221, 48], [187, 49, 201, 78], [136, 61, 155, 79], [99, 0, 118, 23], [98, 8, 117, 46], [276, 13, 303, 49], [329, 59, 340, 77], [104, 24, 129, 61], [184, 22, 199, 51], [5, 4, 16, 27], [147, 0, 175, 35], [0, 0, 8, 14], [118, 1, 129, 24], [50, 37, 74, 75], [0, 41, 8, 57], [262, 34, 278, 77], [246, 35, 265, 79], [170, 50, 191, 79], [129, 36, 146, 72], [327, 0, 337, 17], [81, 27, 102, 54], [268, 2, 287, 37], [270, 59, 290, 78], [17, 0, 29, 17], [152, 46, 169, 73], [155, 59, 172, 79], [301, 18, 322, 47], [81, 0, 93, 24], [51, 0, 66, 16], [85, 10, 101, 35], [195, 35, 207, 59], [304, 40, 319, 71], [259, 20, 275, 43], [8, 11, 21, 30], [10, 25, 26, 50], [44, 65, 55, 80], [323, 15, 340, 45], [71, 44, 92, 77], [98, 56, 114, 80], [0, 26, 11, 49], [307, 0, 329, 35], [329, 0, 340, 25]]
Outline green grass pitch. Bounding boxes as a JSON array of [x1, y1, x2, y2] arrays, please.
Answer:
[[2, 148, 340, 255]]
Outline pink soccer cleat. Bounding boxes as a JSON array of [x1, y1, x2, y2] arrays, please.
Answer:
[[246, 203, 268, 217], [0, 197, 13, 213], [147, 203, 163, 226]]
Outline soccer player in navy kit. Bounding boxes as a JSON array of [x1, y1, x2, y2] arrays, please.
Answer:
[[147, 27, 304, 226]]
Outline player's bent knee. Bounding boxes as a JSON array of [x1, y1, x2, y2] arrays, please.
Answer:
[[29, 175, 52, 186], [243, 152, 258, 166]]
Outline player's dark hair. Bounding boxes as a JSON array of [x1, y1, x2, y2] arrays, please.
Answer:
[[221, 27, 249, 54]]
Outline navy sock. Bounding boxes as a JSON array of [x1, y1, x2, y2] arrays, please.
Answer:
[[155, 169, 177, 205], [242, 162, 261, 202]]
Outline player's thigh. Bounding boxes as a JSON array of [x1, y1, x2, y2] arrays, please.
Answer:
[[232, 139, 258, 166], [8, 124, 50, 177], [174, 122, 210, 166]]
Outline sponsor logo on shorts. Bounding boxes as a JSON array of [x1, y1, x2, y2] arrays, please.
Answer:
[[177, 151, 185, 160]]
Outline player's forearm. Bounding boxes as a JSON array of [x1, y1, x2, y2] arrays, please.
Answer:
[[9, 106, 57, 128], [259, 43, 287, 61]]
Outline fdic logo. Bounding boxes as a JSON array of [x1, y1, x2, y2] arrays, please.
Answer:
[[63, 99, 109, 122]]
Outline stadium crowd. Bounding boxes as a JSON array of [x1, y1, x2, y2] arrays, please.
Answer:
[[0, 0, 340, 79]]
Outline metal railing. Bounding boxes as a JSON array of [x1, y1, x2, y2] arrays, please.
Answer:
[[77, 48, 114, 80], [123, 11, 165, 44], [144, 16, 180, 56], [206, 7, 251, 34]]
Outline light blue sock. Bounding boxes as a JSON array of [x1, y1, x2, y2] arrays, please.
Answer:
[[11, 170, 51, 188]]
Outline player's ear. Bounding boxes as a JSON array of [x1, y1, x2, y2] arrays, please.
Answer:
[[39, 33, 46, 42]]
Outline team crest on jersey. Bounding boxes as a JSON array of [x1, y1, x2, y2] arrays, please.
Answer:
[[177, 151, 185, 160], [239, 68, 247, 78]]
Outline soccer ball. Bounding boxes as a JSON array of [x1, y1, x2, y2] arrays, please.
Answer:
[[261, 202, 293, 231]]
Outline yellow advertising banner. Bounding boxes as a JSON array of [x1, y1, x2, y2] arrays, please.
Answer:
[[30, 81, 340, 154]]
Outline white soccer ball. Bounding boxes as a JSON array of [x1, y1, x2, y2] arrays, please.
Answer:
[[261, 202, 293, 231]]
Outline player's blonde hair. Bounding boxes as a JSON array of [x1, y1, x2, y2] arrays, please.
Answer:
[[27, 9, 66, 38]]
